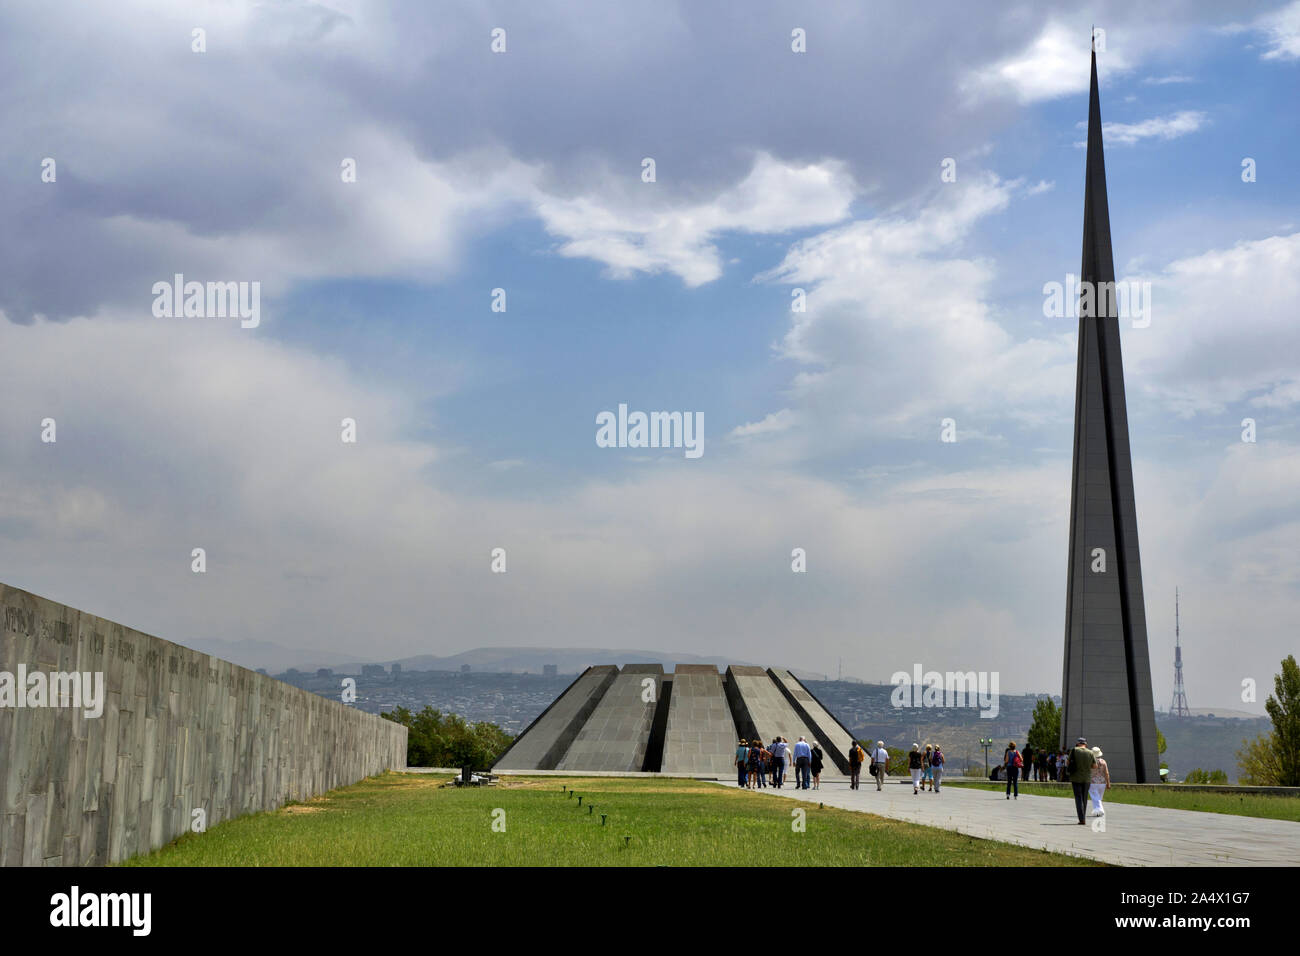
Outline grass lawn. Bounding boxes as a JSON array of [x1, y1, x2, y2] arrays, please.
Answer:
[[944, 780, 1300, 823], [121, 773, 1103, 867]]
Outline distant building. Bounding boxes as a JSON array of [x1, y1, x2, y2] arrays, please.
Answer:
[[543, 664, 557, 678], [316, 668, 333, 678], [391, 663, 401, 677], [460, 664, 471, 673], [361, 664, 386, 679]]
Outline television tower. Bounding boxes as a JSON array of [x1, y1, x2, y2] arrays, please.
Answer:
[[1170, 588, 1190, 717]]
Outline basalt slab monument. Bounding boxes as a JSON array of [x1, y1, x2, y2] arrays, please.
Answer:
[[493, 663, 853, 777], [1060, 45, 1160, 783]]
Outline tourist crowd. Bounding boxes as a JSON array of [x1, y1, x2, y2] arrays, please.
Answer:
[[735, 735, 1112, 823], [733, 737, 946, 793]]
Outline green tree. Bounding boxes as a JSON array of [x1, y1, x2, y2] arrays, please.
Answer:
[[1266, 655, 1300, 786], [1237, 733, 1283, 786], [1235, 655, 1300, 786], [1156, 725, 1167, 756], [1026, 698, 1061, 754], [1183, 768, 1228, 785], [381, 706, 514, 769]]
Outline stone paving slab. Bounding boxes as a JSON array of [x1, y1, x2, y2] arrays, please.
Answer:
[[713, 779, 1300, 866]]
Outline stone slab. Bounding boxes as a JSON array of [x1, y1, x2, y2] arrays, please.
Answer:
[[493, 665, 618, 770], [659, 665, 739, 775], [556, 665, 662, 773]]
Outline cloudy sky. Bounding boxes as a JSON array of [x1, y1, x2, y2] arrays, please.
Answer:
[[2, 0, 1296, 710]]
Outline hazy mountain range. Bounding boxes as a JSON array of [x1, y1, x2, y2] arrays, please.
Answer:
[[186, 638, 780, 677]]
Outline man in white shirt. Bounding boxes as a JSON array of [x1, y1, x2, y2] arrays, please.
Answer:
[[870, 740, 889, 790], [792, 736, 813, 789]]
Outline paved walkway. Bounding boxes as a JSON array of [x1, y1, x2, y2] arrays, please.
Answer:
[[714, 779, 1300, 866]]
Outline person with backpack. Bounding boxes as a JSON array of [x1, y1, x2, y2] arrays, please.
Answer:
[[735, 738, 749, 787], [869, 740, 889, 790], [848, 739, 863, 789], [811, 743, 824, 790], [930, 743, 945, 792], [921, 744, 934, 791], [1004, 742, 1022, 799]]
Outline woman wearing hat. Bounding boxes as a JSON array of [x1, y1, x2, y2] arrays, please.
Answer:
[[1089, 745, 1111, 816]]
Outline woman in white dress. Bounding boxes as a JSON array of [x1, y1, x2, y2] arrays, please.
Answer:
[[1089, 745, 1110, 816]]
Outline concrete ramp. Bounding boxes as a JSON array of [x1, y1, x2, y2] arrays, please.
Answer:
[[493, 665, 618, 770], [724, 665, 842, 777], [659, 665, 738, 775], [556, 665, 662, 772], [769, 668, 858, 773]]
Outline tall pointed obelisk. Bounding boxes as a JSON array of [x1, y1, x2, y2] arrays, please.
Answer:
[[1060, 39, 1160, 783]]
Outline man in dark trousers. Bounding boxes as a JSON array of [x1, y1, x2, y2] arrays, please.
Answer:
[[848, 739, 863, 790], [1066, 736, 1096, 824], [1022, 744, 1035, 782]]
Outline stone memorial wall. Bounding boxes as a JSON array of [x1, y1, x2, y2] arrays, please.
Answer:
[[0, 582, 407, 866]]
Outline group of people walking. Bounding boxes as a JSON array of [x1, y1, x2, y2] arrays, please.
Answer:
[[1004, 742, 1104, 784], [1001, 738, 1111, 821], [736, 736, 824, 790], [736, 734, 1112, 825], [735, 737, 946, 795], [870, 742, 946, 793]]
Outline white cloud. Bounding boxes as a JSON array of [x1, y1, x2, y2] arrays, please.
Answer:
[[1123, 232, 1300, 414], [1081, 110, 1207, 147], [730, 409, 799, 441], [964, 23, 1132, 104], [1257, 0, 1300, 60], [748, 175, 1076, 451], [533, 153, 857, 286]]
